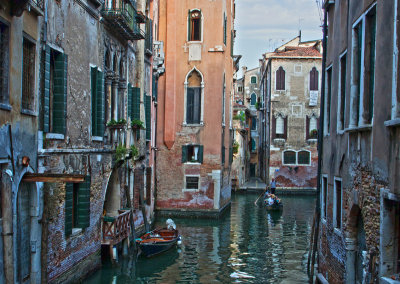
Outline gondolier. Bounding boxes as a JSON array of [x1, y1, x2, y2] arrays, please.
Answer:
[[270, 178, 276, 194]]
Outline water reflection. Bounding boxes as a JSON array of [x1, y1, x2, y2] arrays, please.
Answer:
[[85, 194, 315, 283]]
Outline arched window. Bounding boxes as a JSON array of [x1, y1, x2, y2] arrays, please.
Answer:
[[306, 114, 319, 139], [276, 66, 285, 90], [105, 50, 111, 70], [310, 67, 319, 91], [276, 115, 284, 135], [186, 69, 202, 124], [113, 54, 118, 73], [119, 58, 124, 79], [188, 10, 202, 41], [250, 93, 256, 105], [283, 150, 296, 165], [298, 151, 311, 165]]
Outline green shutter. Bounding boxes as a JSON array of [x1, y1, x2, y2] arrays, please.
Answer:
[[222, 146, 225, 165], [43, 45, 51, 132], [128, 84, 132, 119], [182, 145, 188, 163], [145, 94, 151, 140], [223, 13, 227, 45], [133, 87, 141, 139], [188, 10, 191, 41], [91, 67, 98, 136], [96, 70, 105, 136], [231, 30, 234, 57], [65, 183, 73, 237], [53, 53, 67, 134], [368, 11, 376, 123], [229, 147, 233, 164], [199, 145, 204, 163], [77, 176, 91, 229], [152, 74, 157, 102]]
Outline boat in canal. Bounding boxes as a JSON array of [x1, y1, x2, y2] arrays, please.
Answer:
[[264, 194, 283, 211], [136, 219, 181, 257]]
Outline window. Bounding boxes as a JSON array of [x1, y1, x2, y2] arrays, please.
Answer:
[[283, 150, 296, 165], [298, 151, 311, 165], [182, 144, 203, 163], [43, 46, 68, 134], [237, 86, 243, 92], [334, 178, 342, 229], [251, 117, 257, 130], [145, 94, 151, 140], [22, 37, 36, 112], [272, 114, 287, 140], [91, 67, 104, 137], [186, 69, 202, 124], [306, 115, 319, 140], [222, 74, 226, 125], [325, 66, 332, 134], [146, 167, 151, 205], [0, 20, 9, 107], [338, 53, 347, 130], [186, 176, 199, 190], [295, 64, 302, 74], [276, 66, 285, 90], [392, 0, 400, 119], [251, 76, 257, 84], [251, 138, 256, 152], [65, 176, 91, 237], [322, 176, 328, 219], [250, 93, 256, 105], [188, 10, 201, 41], [351, 5, 376, 126], [310, 67, 319, 91], [223, 13, 227, 45]]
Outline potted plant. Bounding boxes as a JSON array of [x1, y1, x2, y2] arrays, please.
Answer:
[[130, 145, 139, 159], [114, 144, 127, 162], [131, 119, 145, 129], [107, 118, 127, 127], [309, 129, 318, 138]]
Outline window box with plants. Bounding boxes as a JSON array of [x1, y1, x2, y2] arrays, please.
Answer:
[[114, 144, 128, 162], [129, 145, 139, 160], [107, 119, 127, 129], [309, 129, 318, 139], [131, 119, 145, 130]]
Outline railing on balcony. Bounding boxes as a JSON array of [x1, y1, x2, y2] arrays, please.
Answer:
[[102, 209, 131, 246], [107, 124, 128, 147], [101, 0, 145, 40]]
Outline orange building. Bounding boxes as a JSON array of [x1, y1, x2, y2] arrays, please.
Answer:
[[156, 0, 236, 217]]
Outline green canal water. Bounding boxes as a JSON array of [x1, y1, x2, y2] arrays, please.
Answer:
[[85, 193, 316, 283]]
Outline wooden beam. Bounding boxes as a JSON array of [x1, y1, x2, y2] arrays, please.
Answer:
[[22, 173, 85, 183]]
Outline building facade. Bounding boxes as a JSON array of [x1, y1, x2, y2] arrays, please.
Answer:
[[318, 0, 400, 283], [156, 0, 236, 217], [260, 36, 322, 192]]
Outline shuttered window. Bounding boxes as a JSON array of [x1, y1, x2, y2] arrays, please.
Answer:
[[22, 37, 36, 111], [223, 13, 227, 45], [283, 150, 296, 165], [65, 176, 91, 237], [250, 93, 256, 105], [127, 83, 133, 119], [146, 167, 151, 205], [145, 94, 151, 140], [251, 138, 256, 152], [251, 76, 257, 84], [0, 21, 9, 106], [44, 46, 68, 134], [91, 67, 105, 137], [132, 87, 141, 139], [276, 66, 285, 90], [298, 151, 311, 165], [182, 144, 203, 163], [309, 67, 319, 91], [186, 87, 201, 124]]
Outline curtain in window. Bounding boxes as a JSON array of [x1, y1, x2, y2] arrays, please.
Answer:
[[187, 87, 201, 124], [276, 116, 284, 134]]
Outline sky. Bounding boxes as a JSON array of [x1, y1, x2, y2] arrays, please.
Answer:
[[234, 0, 324, 75]]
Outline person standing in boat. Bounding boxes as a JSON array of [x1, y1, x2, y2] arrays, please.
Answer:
[[270, 178, 276, 194]]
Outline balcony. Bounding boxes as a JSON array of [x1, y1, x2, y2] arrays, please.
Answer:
[[102, 209, 131, 246], [101, 0, 145, 41], [29, 0, 44, 15]]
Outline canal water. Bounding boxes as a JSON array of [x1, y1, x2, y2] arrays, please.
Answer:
[[85, 193, 316, 283]]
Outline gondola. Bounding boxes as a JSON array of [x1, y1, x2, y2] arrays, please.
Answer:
[[264, 195, 283, 211]]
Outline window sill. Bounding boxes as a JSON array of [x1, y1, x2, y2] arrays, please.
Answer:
[[182, 188, 198, 192], [0, 103, 11, 111], [185, 162, 201, 165], [46, 133, 65, 140], [21, 108, 38, 117], [183, 122, 204, 127], [345, 124, 372, 133], [384, 118, 400, 128], [307, 138, 318, 142], [71, 228, 82, 238], [92, 136, 103, 142]]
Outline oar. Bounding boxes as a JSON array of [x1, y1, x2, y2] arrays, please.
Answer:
[[254, 189, 266, 205]]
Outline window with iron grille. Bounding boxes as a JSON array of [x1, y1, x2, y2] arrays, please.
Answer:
[[283, 150, 296, 165], [0, 20, 9, 106], [22, 37, 35, 111], [186, 176, 199, 190], [297, 151, 311, 165]]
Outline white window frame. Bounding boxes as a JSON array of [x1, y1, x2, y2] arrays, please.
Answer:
[[333, 177, 343, 232], [187, 9, 204, 43], [250, 75, 257, 84], [337, 50, 347, 133], [183, 175, 200, 192], [321, 175, 328, 222], [324, 64, 332, 136], [183, 66, 204, 126], [282, 149, 297, 165], [391, 0, 400, 120], [297, 150, 312, 166], [349, 3, 377, 128]]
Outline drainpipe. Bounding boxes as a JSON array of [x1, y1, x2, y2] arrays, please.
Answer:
[[310, 4, 328, 282]]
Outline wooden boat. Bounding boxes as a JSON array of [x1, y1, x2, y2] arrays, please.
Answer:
[[264, 196, 283, 211], [136, 228, 181, 257]]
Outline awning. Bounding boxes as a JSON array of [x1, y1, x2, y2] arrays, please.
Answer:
[[22, 173, 85, 183]]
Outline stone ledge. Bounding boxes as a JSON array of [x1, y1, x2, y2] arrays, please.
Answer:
[[155, 202, 231, 219]]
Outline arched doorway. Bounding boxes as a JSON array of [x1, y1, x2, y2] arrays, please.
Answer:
[[103, 168, 120, 217], [16, 182, 33, 283]]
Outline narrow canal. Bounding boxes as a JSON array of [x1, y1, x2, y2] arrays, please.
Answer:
[[85, 193, 316, 283]]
